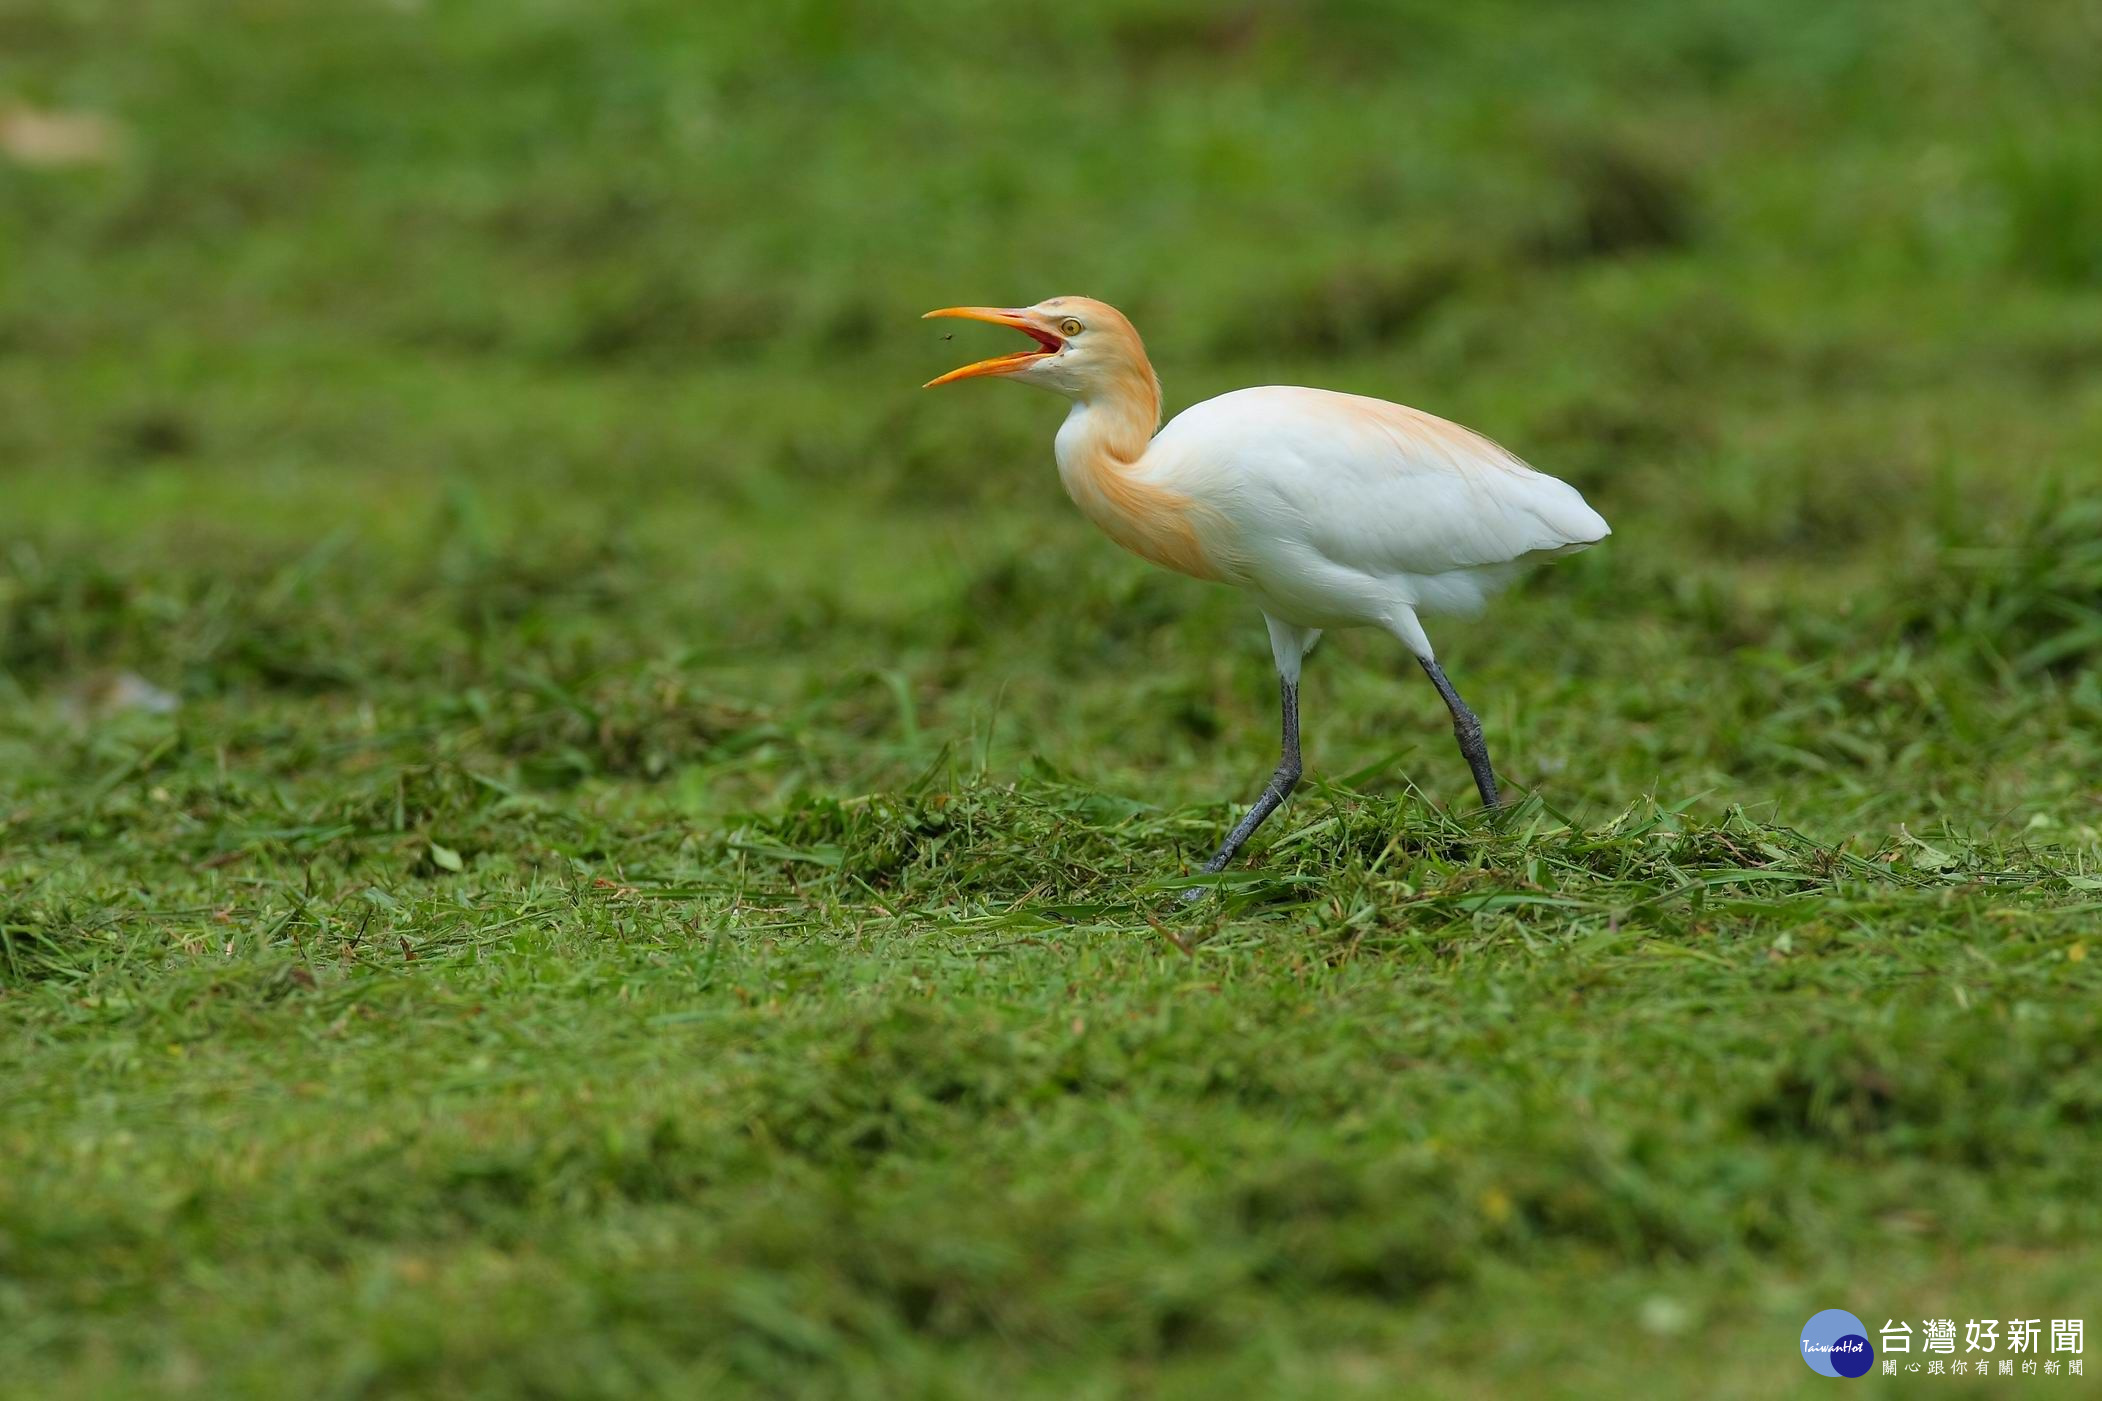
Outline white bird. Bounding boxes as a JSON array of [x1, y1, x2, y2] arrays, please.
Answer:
[[924, 297, 1608, 892]]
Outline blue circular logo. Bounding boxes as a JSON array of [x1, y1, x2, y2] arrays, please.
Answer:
[[1801, 1310, 1875, 1378]]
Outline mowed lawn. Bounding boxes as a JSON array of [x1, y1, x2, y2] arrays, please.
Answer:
[[4, 2, 2101, 1395]]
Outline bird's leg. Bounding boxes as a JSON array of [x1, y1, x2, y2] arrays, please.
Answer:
[[1182, 674, 1302, 901], [1417, 657, 1499, 809]]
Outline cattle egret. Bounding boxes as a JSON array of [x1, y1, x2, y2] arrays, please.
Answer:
[[924, 297, 1608, 893]]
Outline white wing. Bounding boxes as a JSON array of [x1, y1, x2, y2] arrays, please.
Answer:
[[1155, 386, 1609, 581]]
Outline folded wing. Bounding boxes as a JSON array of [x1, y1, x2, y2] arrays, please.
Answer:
[[1165, 386, 1609, 579]]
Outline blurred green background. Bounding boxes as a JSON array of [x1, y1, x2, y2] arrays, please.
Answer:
[[3, 1, 2100, 1396], [5, 0, 2102, 816]]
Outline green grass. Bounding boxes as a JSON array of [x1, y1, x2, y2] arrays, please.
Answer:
[[4, 0, 2102, 1395]]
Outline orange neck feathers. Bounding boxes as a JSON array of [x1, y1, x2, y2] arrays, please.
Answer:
[[1054, 352, 1225, 583]]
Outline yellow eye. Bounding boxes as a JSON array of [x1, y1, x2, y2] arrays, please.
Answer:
[[1059, 318, 1083, 337]]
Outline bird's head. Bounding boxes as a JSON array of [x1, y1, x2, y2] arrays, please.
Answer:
[[922, 297, 1157, 411]]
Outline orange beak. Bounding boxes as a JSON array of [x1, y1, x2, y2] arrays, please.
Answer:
[[922, 306, 1064, 387]]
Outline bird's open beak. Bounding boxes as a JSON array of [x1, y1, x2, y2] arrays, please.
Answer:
[[921, 307, 1063, 387]]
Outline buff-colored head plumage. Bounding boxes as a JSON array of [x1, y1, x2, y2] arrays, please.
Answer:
[[922, 296, 1161, 427]]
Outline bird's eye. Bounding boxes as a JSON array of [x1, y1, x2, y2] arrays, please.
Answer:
[[1059, 318, 1084, 338]]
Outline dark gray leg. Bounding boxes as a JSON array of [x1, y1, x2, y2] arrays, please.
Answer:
[[1182, 675, 1302, 901], [1417, 656, 1499, 809]]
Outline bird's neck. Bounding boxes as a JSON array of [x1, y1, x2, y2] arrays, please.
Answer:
[[1053, 369, 1161, 471], [1053, 373, 1225, 583], [1053, 381, 1159, 512]]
